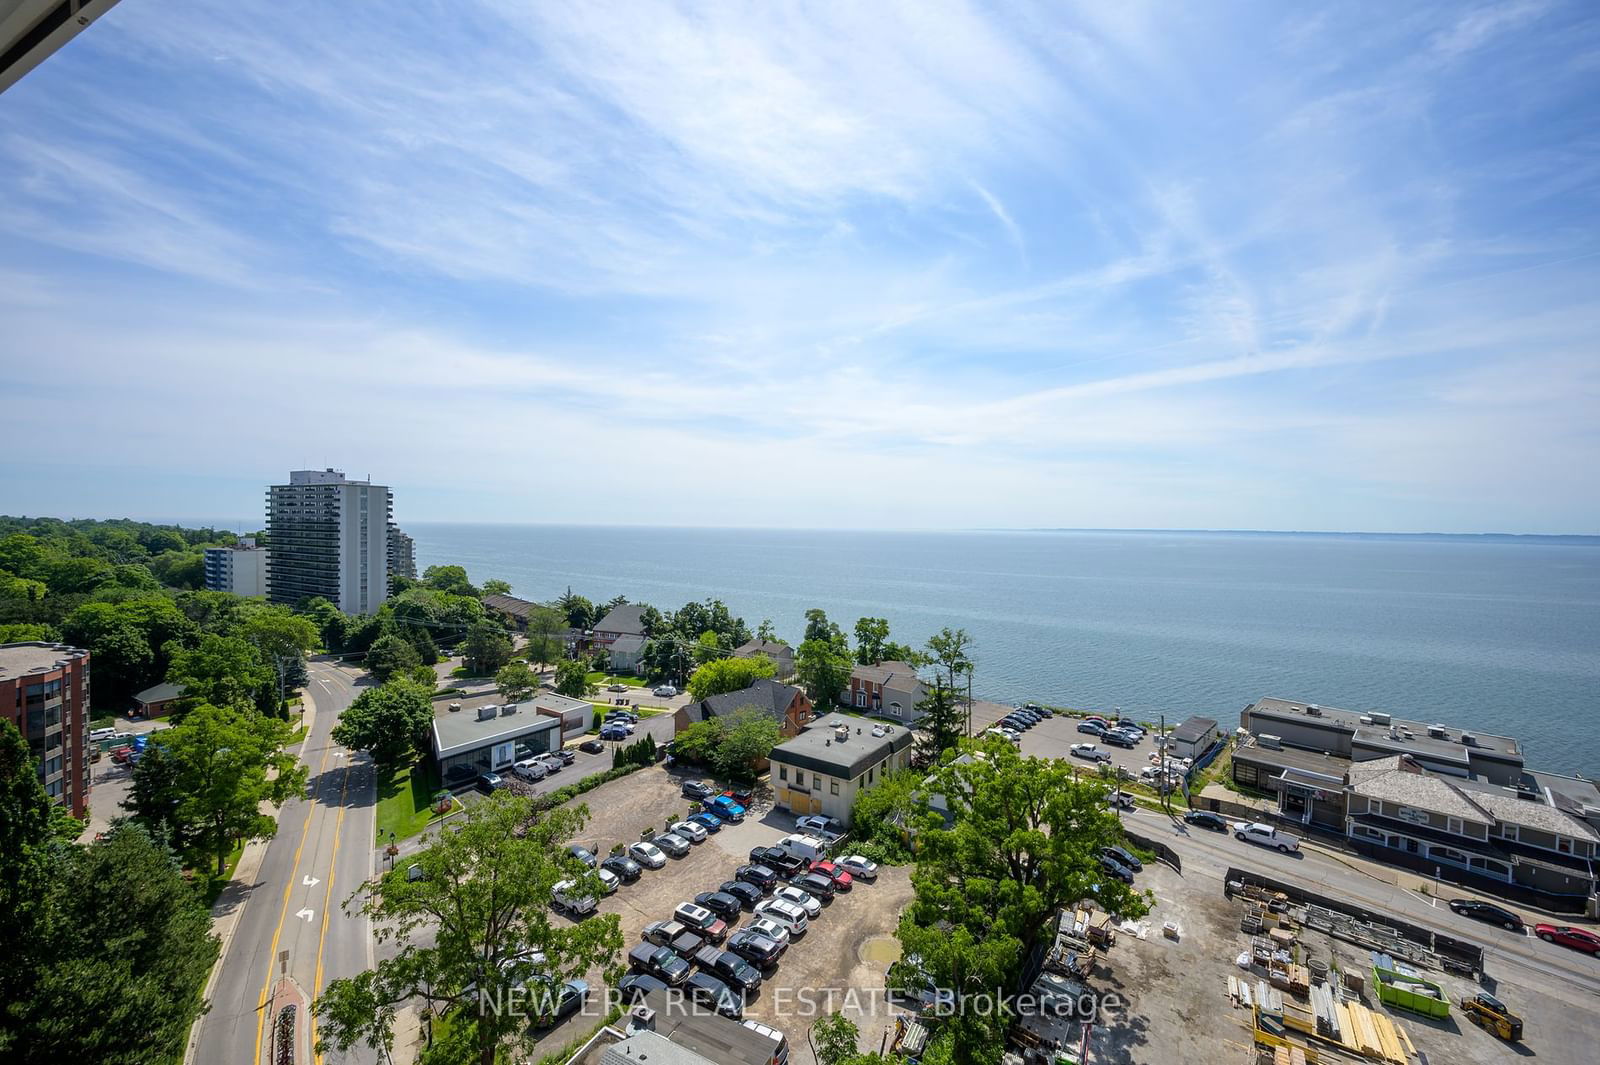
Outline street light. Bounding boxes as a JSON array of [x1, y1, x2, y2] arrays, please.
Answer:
[[385, 831, 399, 871]]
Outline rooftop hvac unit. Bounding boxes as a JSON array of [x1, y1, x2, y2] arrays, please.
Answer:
[[1306, 704, 1322, 716], [1258, 734, 1282, 750], [1359, 715, 1372, 725], [477, 704, 498, 721], [1427, 724, 1448, 739], [501, 703, 517, 715], [1369, 712, 1392, 726], [871, 726, 884, 738], [835, 725, 849, 743], [1460, 732, 1476, 746]]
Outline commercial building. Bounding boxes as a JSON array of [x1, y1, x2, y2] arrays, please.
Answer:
[[769, 712, 914, 825], [571, 994, 787, 1065], [388, 526, 417, 579], [0, 641, 91, 817], [265, 468, 392, 615], [203, 537, 267, 596], [431, 696, 569, 784], [1168, 715, 1219, 760]]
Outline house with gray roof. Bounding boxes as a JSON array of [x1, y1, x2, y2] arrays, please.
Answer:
[[132, 680, 186, 719], [732, 638, 794, 680], [679, 678, 813, 738], [842, 660, 926, 723]]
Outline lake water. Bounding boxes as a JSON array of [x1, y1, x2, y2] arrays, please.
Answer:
[[406, 524, 1600, 777]]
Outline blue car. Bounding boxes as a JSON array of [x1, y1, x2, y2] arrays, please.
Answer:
[[688, 812, 723, 834], [704, 795, 746, 822], [1076, 721, 1105, 735], [600, 726, 629, 741]]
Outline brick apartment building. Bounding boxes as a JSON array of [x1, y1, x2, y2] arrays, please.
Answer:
[[1, 642, 92, 817]]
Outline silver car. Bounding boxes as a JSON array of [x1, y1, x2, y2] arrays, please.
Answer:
[[627, 841, 668, 869], [655, 833, 692, 858]]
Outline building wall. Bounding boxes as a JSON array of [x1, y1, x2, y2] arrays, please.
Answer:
[[1172, 722, 1218, 760], [205, 546, 267, 597], [771, 745, 912, 825], [1244, 712, 1353, 757], [0, 643, 91, 818], [266, 471, 391, 615]]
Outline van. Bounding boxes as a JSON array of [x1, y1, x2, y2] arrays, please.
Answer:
[[742, 1019, 790, 1065], [89, 727, 117, 742], [777, 833, 828, 862]]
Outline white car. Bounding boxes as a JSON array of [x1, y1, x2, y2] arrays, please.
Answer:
[[837, 855, 878, 881], [795, 814, 845, 838], [753, 898, 809, 936], [653, 684, 678, 697], [596, 868, 621, 895], [774, 885, 823, 918], [748, 916, 792, 947], [983, 727, 1020, 745], [671, 821, 707, 843], [513, 758, 548, 782], [1070, 743, 1110, 762], [551, 880, 596, 915], [89, 726, 118, 742], [627, 841, 668, 869]]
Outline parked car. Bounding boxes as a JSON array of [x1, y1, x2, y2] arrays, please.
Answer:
[[752, 899, 808, 936], [628, 943, 692, 986], [530, 977, 589, 1030], [513, 758, 549, 782], [1101, 845, 1142, 872], [554, 748, 576, 765], [596, 868, 621, 895], [694, 890, 744, 923], [1101, 730, 1137, 749], [728, 927, 785, 967], [600, 726, 630, 741], [1233, 822, 1301, 853], [750, 846, 805, 875], [674, 902, 728, 943], [671, 820, 708, 844], [606, 709, 638, 723], [722, 786, 755, 805], [602, 854, 642, 882], [653, 684, 679, 697], [1026, 704, 1052, 717], [682, 780, 716, 800], [89, 726, 118, 742], [1105, 790, 1135, 810], [655, 833, 692, 858], [1449, 898, 1525, 932], [1076, 721, 1106, 736], [688, 812, 724, 834], [720, 880, 764, 909], [567, 845, 597, 868], [795, 814, 845, 838], [705, 796, 746, 822], [747, 915, 792, 947], [551, 880, 596, 915], [537, 753, 565, 773], [579, 739, 605, 754], [627, 841, 668, 869], [984, 727, 1021, 745], [735, 864, 778, 891], [777, 882, 827, 913], [1535, 924, 1600, 954], [642, 919, 704, 957], [837, 855, 879, 881], [617, 972, 670, 1003], [1098, 854, 1135, 884], [606, 683, 628, 692], [685, 970, 742, 1018], [1183, 810, 1229, 832], [694, 946, 763, 996], [1070, 743, 1110, 762], [809, 860, 854, 891], [477, 772, 506, 793]]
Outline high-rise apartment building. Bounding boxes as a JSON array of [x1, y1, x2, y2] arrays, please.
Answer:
[[388, 526, 418, 580], [203, 536, 268, 596], [0, 642, 92, 817], [265, 469, 392, 615]]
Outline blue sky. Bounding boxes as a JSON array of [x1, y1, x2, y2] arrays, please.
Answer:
[[1, 1, 1597, 532]]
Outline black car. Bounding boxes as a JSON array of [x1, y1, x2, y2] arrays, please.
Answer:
[[616, 972, 670, 1004], [685, 971, 743, 1018], [1002, 715, 1032, 731], [579, 739, 605, 754], [721, 880, 764, 909], [1183, 809, 1228, 832], [1449, 898, 1526, 932], [1101, 731, 1136, 749], [1099, 854, 1135, 884], [682, 780, 716, 800], [695, 891, 744, 923], [567, 845, 597, 868], [1101, 845, 1142, 872], [695, 946, 763, 996], [627, 943, 691, 986], [602, 854, 642, 882], [727, 928, 784, 967], [749, 846, 804, 876], [1027, 704, 1051, 717], [735, 864, 778, 891], [790, 872, 836, 900]]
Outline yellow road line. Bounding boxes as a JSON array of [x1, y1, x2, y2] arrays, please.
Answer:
[[253, 715, 335, 1063], [311, 751, 352, 1065]]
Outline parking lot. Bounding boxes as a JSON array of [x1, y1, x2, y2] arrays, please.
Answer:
[[968, 701, 1180, 783], [519, 764, 916, 1064]]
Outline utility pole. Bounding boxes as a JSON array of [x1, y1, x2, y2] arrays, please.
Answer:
[[1160, 713, 1168, 816]]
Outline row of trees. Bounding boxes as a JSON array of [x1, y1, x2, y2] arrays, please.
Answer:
[[670, 707, 783, 782], [0, 720, 221, 1062]]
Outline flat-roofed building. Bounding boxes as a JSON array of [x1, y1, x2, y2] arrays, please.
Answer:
[[432, 697, 562, 785], [769, 712, 914, 825], [0, 641, 91, 816], [204, 538, 267, 597]]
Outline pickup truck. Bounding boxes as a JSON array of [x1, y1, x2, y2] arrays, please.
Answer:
[[1232, 821, 1301, 853]]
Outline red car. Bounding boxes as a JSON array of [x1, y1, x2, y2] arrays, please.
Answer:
[[1535, 924, 1600, 955], [810, 860, 854, 891]]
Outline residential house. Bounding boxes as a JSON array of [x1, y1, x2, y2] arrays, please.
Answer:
[[592, 605, 649, 650], [677, 679, 813, 739], [842, 660, 926, 723], [769, 712, 914, 825], [132, 681, 185, 719], [732, 638, 795, 681], [482, 593, 535, 630], [607, 634, 647, 673]]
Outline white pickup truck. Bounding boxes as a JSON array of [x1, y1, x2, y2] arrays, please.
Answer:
[[1233, 821, 1301, 853]]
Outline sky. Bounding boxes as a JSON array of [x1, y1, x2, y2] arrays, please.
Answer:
[[1, 1, 1598, 533]]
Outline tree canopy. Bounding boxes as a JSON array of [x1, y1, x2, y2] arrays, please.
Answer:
[[672, 707, 781, 782], [685, 652, 775, 701], [331, 680, 435, 767], [552, 658, 594, 699], [462, 619, 514, 676], [494, 660, 540, 704]]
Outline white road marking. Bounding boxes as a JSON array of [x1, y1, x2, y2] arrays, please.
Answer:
[[296, 908, 315, 922], [303, 875, 320, 887]]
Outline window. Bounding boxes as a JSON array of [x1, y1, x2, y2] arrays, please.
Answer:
[[1500, 824, 1519, 842], [778, 766, 788, 782], [1446, 816, 1464, 836], [888, 702, 902, 717], [855, 691, 866, 708], [1430, 846, 1468, 867], [867, 767, 874, 784], [1557, 837, 1574, 855], [830, 779, 839, 795]]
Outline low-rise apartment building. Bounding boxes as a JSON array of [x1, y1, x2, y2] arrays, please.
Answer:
[[203, 538, 267, 596], [769, 712, 914, 825], [1, 642, 92, 817]]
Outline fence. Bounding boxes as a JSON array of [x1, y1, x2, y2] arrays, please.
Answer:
[[1124, 829, 1182, 873], [1184, 735, 1230, 784]]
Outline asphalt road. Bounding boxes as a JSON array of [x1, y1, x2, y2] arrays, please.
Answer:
[[190, 658, 379, 1065]]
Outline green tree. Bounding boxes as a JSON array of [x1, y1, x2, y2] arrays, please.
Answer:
[[481, 578, 512, 597], [795, 637, 853, 706], [366, 633, 422, 684], [0, 719, 55, 1029], [331, 680, 435, 767], [692, 629, 727, 667], [685, 654, 776, 701], [756, 618, 778, 641], [495, 661, 539, 704], [462, 620, 513, 675], [167, 634, 274, 713], [123, 741, 191, 850], [713, 708, 781, 781], [0, 622, 55, 643], [914, 678, 966, 763], [302, 596, 346, 650], [849, 768, 928, 862], [854, 617, 890, 665], [313, 795, 624, 1065], [552, 658, 593, 699], [924, 626, 974, 694], [803, 607, 845, 646], [523, 604, 568, 671], [422, 564, 480, 598], [162, 703, 309, 874], [557, 588, 596, 630], [813, 1012, 866, 1065], [671, 599, 752, 648]]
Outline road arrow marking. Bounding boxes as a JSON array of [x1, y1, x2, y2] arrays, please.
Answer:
[[296, 908, 315, 922], [302, 875, 320, 887]]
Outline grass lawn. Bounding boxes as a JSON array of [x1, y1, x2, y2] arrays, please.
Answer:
[[198, 839, 246, 908], [286, 723, 309, 746], [587, 671, 652, 688], [376, 760, 455, 843]]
